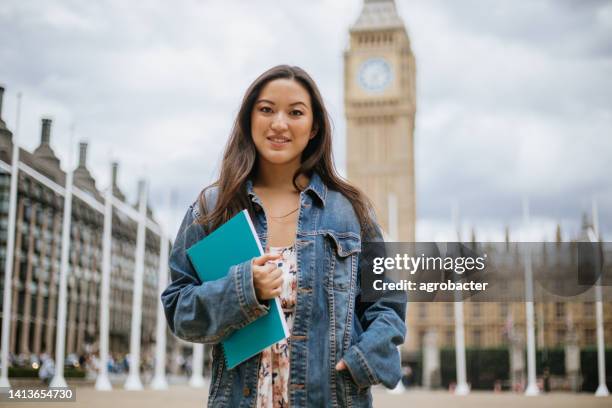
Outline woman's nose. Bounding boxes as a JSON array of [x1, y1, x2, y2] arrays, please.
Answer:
[[270, 112, 289, 131]]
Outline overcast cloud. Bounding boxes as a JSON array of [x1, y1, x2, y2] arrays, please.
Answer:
[[1, 0, 611, 241]]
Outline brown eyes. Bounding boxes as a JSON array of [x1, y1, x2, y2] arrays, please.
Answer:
[[257, 107, 304, 116]]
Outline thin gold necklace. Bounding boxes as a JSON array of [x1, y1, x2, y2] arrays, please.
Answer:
[[269, 207, 299, 219]]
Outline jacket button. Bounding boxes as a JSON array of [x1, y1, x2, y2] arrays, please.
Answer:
[[243, 387, 250, 397]]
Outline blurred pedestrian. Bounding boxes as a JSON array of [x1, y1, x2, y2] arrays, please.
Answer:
[[38, 356, 55, 385]]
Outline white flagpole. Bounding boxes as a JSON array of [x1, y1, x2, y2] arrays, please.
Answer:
[[124, 179, 148, 390], [522, 197, 539, 396], [452, 201, 470, 395], [50, 126, 76, 388], [590, 199, 609, 397], [189, 344, 205, 388], [95, 164, 114, 391], [150, 190, 171, 390], [0, 90, 22, 388]]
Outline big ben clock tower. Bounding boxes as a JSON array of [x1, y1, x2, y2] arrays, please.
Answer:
[[344, 0, 416, 242]]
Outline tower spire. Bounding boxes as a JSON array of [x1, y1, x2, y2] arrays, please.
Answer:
[[352, 0, 403, 31]]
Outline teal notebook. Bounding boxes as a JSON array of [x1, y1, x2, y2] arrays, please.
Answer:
[[186, 209, 289, 369]]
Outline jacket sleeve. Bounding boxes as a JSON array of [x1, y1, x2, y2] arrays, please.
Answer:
[[341, 220, 407, 389], [161, 203, 269, 344]]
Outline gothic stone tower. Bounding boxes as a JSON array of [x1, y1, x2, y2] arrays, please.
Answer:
[[344, 0, 416, 241]]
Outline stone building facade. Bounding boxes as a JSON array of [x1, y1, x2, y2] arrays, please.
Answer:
[[0, 86, 162, 359]]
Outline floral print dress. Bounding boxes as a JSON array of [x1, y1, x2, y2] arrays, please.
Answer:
[[256, 244, 298, 408]]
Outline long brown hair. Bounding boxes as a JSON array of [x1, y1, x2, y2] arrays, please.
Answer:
[[197, 65, 377, 238]]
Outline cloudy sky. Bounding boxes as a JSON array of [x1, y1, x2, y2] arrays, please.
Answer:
[[1, 0, 611, 241]]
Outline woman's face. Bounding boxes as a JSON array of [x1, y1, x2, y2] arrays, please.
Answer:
[[251, 78, 315, 168]]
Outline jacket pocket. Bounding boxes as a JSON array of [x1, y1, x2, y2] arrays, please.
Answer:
[[324, 231, 361, 291], [340, 368, 371, 406]]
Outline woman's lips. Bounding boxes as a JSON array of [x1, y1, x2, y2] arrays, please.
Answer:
[[266, 136, 290, 147]]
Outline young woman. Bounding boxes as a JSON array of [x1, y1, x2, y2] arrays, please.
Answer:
[[162, 65, 406, 407]]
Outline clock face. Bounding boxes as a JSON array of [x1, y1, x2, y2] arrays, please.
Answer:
[[357, 58, 393, 93]]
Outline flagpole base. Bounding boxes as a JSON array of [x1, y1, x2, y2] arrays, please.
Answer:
[[124, 374, 143, 390], [455, 382, 470, 396], [189, 374, 205, 388], [595, 383, 610, 397], [150, 375, 169, 390], [0, 376, 11, 389], [95, 374, 112, 391], [49, 375, 68, 388], [525, 382, 539, 396]]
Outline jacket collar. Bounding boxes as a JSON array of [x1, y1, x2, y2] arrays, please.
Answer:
[[303, 171, 327, 206], [246, 171, 327, 207]]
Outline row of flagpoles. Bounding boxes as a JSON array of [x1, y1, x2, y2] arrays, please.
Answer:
[[0, 94, 178, 391]]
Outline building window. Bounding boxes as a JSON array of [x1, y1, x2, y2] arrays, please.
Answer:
[[445, 303, 453, 319], [418, 303, 427, 319], [446, 330, 454, 346], [500, 302, 509, 318], [584, 329, 596, 345], [473, 329, 482, 347], [472, 303, 481, 319], [418, 330, 426, 349], [583, 302, 594, 318], [555, 302, 565, 319], [556, 329, 566, 346]]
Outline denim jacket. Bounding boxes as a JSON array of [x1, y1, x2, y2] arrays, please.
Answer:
[[161, 172, 406, 407]]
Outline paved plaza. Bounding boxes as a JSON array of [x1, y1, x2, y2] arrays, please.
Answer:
[[3, 382, 611, 408]]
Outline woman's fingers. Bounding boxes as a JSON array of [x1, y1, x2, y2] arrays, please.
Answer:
[[269, 275, 283, 288], [253, 264, 280, 280], [253, 261, 284, 300], [267, 267, 282, 280], [252, 253, 281, 266], [259, 271, 282, 289], [252, 254, 285, 300]]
